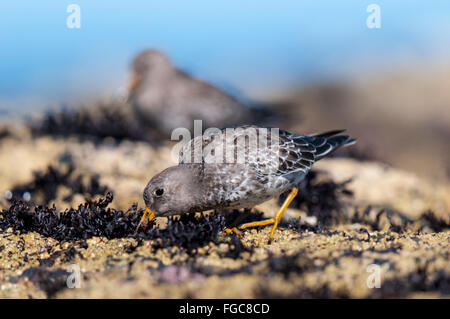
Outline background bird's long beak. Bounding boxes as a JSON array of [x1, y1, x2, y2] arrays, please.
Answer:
[[129, 72, 141, 92], [126, 72, 141, 103]]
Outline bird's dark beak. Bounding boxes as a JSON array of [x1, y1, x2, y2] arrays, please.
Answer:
[[136, 208, 156, 231], [126, 72, 141, 103]]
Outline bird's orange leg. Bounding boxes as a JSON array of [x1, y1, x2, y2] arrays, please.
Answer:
[[238, 187, 299, 239], [221, 208, 251, 236]]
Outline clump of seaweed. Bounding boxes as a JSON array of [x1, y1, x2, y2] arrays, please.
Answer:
[[0, 193, 135, 241], [265, 251, 315, 278], [0, 127, 10, 140], [8, 163, 108, 205], [416, 210, 450, 233], [140, 212, 228, 252], [20, 267, 69, 298], [351, 206, 450, 233], [279, 170, 353, 226], [0, 193, 241, 253], [29, 102, 160, 144], [368, 260, 450, 298]]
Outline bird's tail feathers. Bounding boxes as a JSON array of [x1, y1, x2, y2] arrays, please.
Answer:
[[307, 130, 356, 160]]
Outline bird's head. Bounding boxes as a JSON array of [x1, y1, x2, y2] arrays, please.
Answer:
[[142, 165, 202, 219], [127, 49, 173, 104], [131, 49, 171, 83]]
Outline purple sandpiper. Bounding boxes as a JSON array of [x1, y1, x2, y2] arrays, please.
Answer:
[[127, 50, 253, 135], [138, 126, 355, 239]]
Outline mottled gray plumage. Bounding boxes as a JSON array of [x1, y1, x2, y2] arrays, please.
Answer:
[[128, 50, 252, 134], [143, 126, 355, 217]]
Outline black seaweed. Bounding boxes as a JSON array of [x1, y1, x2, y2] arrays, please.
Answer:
[[351, 206, 450, 233], [0, 127, 10, 140], [29, 103, 160, 144], [20, 267, 69, 298], [0, 193, 241, 253], [8, 163, 108, 205], [368, 260, 450, 298]]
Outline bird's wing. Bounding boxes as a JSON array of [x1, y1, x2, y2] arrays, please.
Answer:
[[179, 127, 354, 178], [275, 129, 356, 176], [178, 125, 268, 166], [178, 126, 316, 177], [274, 131, 317, 176]]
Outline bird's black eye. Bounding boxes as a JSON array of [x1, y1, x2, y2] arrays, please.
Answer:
[[154, 188, 164, 197]]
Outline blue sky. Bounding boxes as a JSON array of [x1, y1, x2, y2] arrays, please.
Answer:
[[1, 1, 450, 112]]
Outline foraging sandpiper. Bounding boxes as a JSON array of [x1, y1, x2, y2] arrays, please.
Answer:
[[138, 126, 355, 239]]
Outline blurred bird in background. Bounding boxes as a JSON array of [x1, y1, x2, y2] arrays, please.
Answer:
[[127, 50, 270, 135]]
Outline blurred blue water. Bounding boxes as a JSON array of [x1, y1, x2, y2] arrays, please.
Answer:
[[0, 0, 449, 111]]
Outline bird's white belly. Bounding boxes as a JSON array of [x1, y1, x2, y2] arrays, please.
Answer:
[[221, 175, 292, 209]]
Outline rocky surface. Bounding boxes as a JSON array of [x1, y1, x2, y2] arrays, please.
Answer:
[[0, 123, 448, 299]]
